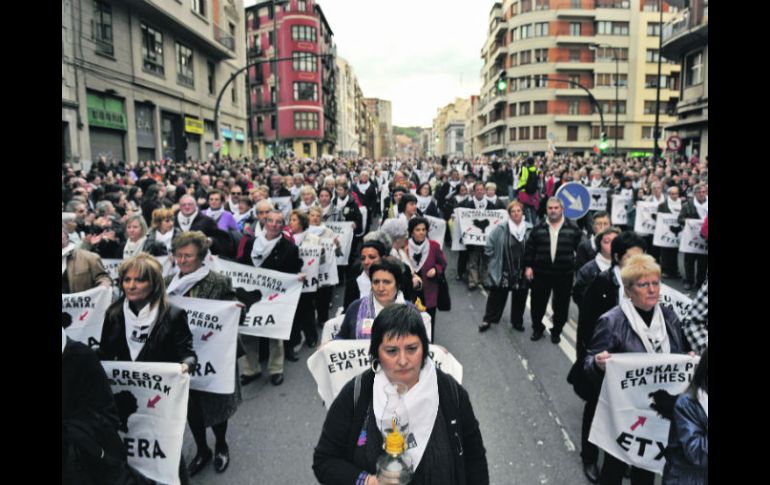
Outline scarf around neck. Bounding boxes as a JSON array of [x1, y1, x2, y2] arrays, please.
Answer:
[[335, 195, 349, 209], [300, 199, 317, 213], [590, 178, 603, 188], [486, 195, 498, 205], [251, 232, 281, 268], [619, 296, 670, 354], [308, 224, 326, 236], [407, 238, 429, 273], [357, 181, 371, 193], [123, 236, 147, 259], [166, 264, 210, 296], [416, 195, 432, 212], [155, 229, 174, 251], [356, 271, 371, 297], [694, 198, 708, 219], [372, 358, 439, 472], [508, 218, 527, 242], [205, 207, 224, 222], [355, 292, 407, 339], [123, 299, 160, 361], [595, 252, 612, 272], [178, 210, 198, 231], [473, 197, 487, 210]]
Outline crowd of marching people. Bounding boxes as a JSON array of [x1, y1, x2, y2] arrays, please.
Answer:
[[63, 151, 707, 484]]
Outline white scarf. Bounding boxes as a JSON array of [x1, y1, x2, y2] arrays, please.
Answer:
[[407, 238, 429, 273], [454, 194, 468, 204], [166, 265, 210, 296], [290, 185, 301, 201], [373, 358, 439, 472], [123, 299, 160, 361], [613, 266, 624, 304], [321, 203, 333, 218], [123, 236, 147, 259], [649, 193, 665, 205], [473, 197, 487, 210], [416, 195, 432, 212], [62, 243, 76, 275], [486, 195, 498, 205], [335, 195, 349, 210], [620, 188, 634, 197], [619, 296, 670, 354], [300, 199, 317, 213], [508, 218, 527, 242], [590, 178, 603, 188], [251, 232, 281, 267], [205, 207, 225, 222], [697, 389, 708, 417], [373, 291, 406, 315], [668, 198, 682, 213], [308, 224, 326, 236], [694, 198, 708, 219], [155, 229, 175, 251], [293, 231, 306, 246], [228, 200, 240, 213], [590, 237, 597, 253], [62, 328, 67, 354], [595, 252, 612, 272], [234, 210, 252, 224], [178, 210, 198, 232], [356, 271, 371, 297], [357, 181, 371, 193]]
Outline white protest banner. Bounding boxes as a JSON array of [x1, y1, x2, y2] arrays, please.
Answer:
[[318, 238, 340, 287], [307, 340, 463, 408], [589, 353, 699, 474], [653, 213, 682, 248], [299, 244, 322, 293], [168, 296, 240, 394], [634, 202, 659, 235], [589, 188, 609, 211], [380, 185, 389, 214], [272, 196, 292, 219], [102, 258, 123, 287], [679, 219, 708, 255], [320, 315, 345, 346], [102, 362, 190, 485], [359, 206, 368, 234], [659, 284, 693, 322], [426, 215, 447, 249], [61, 285, 112, 347], [213, 259, 302, 340], [455, 208, 508, 246], [611, 195, 631, 225], [449, 217, 466, 251], [326, 221, 355, 265]]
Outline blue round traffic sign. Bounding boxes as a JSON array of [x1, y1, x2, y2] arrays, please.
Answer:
[[555, 182, 591, 220]]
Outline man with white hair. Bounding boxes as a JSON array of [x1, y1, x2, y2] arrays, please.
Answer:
[[175, 195, 232, 256]]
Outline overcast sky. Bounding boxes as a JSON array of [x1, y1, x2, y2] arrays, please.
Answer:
[[246, 0, 489, 128]]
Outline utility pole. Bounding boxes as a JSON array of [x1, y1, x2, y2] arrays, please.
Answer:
[[652, 0, 664, 168]]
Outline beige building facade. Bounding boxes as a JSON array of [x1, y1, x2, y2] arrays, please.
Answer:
[[432, 97, 471, 158], [336, 57, 360, 156], [477, 0, 681, 157], [365, 98, 393, 158], [62, 0, 249, 170]]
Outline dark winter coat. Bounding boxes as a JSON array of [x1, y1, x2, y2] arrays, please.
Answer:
[[523, 218, 584, 277], [662, 394, 708, 485]]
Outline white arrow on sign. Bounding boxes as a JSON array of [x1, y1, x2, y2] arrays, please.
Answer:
[[562, 190, 583, 211]]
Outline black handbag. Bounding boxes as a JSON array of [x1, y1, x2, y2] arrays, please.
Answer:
[[436, 272, 451, 311]]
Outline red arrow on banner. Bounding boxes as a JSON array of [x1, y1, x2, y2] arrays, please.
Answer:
[[202, 331, 214, 341], [79, 310, 89, 321], [268, 293, 279, 301], [307, 258, 316, 266], [147, 395, 161, 408], [630, 416, 647, 431]]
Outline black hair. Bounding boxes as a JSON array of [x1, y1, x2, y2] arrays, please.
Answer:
[[417, 182, 432, 196], [392, 185, 408, 195], [408, 216, 430, 237], [592, 210, 610, 222], [398, 193, 418, 214], [368, 303, 429, 369], [368, 258, 403, 291], [361, 239, 387, 258], [594, 226, 622, 253], [689, 347, 708, 398], [610, 231, 647, 266]]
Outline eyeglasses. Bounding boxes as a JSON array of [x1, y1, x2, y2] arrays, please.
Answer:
[[634, 281, 660, 289], [175, 253, 198, 261], [257, 210, 270, 214]]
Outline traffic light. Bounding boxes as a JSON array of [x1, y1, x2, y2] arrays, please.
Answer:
[[496, 71, 507, 93], [599, 132, 608, 152]]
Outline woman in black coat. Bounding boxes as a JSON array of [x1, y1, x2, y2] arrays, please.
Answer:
[[314, 304, 488, 485], [99, 253, 196, 484]]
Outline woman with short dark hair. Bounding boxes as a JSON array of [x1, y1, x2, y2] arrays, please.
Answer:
[[313, 304, 489, 485], [404, 217, 447, 342]]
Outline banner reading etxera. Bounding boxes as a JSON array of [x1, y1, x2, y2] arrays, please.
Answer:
[[102, 361, 190, 485], [61, 285, 112, 347], [168, 295, 240, 394], [454, 208, 508, 246], [589, 353, 699, 474], [426, 215, 447, 249], [213, 259, 302, 340]]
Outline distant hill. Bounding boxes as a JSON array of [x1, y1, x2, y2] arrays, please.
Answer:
[[393, 126, 425, 140]]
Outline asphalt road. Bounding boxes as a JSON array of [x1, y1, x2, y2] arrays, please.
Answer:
[[187, 247, 691, 484]]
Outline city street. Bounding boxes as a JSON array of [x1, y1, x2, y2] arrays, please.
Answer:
[[185, 248, 690, 484]]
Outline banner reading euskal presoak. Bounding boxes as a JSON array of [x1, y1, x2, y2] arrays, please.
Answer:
[[169, 295, 240, 394], [589, 353, 699, 474], [62, 285, 112, 347], [213, 259, 302, 340], [102, 361, 190, 485]]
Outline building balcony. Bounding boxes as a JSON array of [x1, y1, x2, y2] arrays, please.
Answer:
[[247, 45, 264, 58], [213, 24, 235, 51], [555, 35, 597, 45], [554, 87, 593, 96], [491, 17, 506, 40], [554, 61, 595, 71], [250, 101, 276, 113], [478, 119, 506, 136], [661, 8, 708, 60], [553, 114, 599, 123], [555, 9, 596, 19], [481, 142, 506, 154]]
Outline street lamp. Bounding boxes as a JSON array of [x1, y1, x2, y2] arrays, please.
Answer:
[[539, 76, 605, 154], [590, 44, 620, 157]]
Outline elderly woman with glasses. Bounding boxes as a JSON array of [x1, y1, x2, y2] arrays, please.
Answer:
[[583, 254, 692, 485]]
